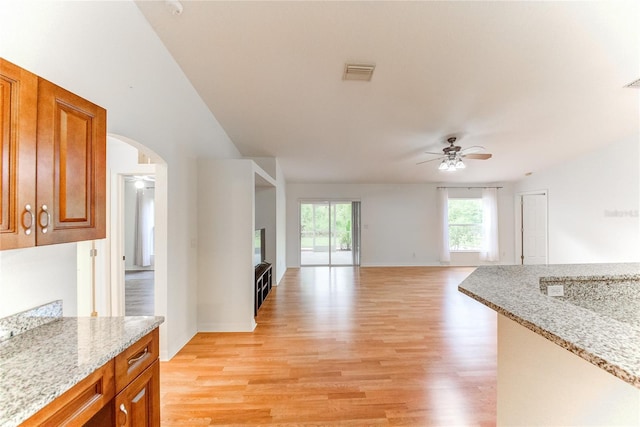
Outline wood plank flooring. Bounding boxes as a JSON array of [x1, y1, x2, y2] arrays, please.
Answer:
[[125, 270, 154, 316], [161, 267, 497, 426]]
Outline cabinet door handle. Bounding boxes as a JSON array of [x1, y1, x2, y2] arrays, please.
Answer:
[[39, 204, 51, 234], [128, 347, 148, 365], [22, 204, 35, 235], [119, 403, 128, 426]]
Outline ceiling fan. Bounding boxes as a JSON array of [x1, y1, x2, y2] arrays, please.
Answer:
[[417, 136, 492, 171]]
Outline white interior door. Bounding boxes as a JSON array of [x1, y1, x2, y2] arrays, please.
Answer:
[[521, 193, 548, 265]]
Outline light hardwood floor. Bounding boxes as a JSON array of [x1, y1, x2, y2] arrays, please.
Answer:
[[161, 267, 497, 426]]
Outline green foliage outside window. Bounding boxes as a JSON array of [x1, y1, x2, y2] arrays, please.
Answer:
[[300, 203, 352, 250], [448, 199, 483, 251]]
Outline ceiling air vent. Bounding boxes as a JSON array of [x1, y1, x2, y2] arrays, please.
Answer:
[[343, 63, 375, 81], [624, 78, 640, 89]]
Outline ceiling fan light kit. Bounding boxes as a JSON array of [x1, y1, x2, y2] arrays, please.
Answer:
[[419, 136, 491, 172], [439, 157, 465, 172]]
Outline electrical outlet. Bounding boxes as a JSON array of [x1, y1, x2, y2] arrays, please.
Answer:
[[547, 285, 564, 297]]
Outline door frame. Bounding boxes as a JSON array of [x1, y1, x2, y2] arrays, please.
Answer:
[[514, 190, 549, 265]]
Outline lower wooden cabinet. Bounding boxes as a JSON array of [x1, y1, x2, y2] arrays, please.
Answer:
[[112, 329, 160, 427], [21, 360, 115, 426], [21, 328, 160, 427], [115, 360, 160, 427]]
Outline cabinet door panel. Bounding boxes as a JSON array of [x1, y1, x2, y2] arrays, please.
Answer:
[[0, 59, 37, 249], [115, 360, 160, 427], [36, 78, 106, 245]]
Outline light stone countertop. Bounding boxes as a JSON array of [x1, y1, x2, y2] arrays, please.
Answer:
[[0, 316, 164, 427], [459, 263, 640, 388]]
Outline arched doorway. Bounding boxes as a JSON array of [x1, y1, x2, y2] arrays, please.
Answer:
[[76, 134, 168, 353]]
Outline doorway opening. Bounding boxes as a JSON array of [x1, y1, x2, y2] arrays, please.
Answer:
[[75, 134, 168, 357], [123, 174, 155, 315], [106, 135, 167, 322], [515, 191, 548, 265], [300, 201, 361, 266]]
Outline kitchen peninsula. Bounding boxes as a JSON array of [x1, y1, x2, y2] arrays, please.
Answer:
[[459, 263, 640, 426]]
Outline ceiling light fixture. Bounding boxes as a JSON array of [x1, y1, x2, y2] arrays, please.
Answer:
[[438, 155, 465, 172]]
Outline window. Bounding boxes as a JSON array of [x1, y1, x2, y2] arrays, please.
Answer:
[[448, 198, 483, 251]]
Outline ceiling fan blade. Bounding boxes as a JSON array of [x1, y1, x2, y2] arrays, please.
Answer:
[[463, 153, 492, 160], [460, 145, 485, 155], [424, 151, 444, 156], [416, 156, 446, 165]]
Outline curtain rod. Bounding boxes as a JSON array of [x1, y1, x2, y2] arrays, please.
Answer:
[[437, 186, 503, 189]]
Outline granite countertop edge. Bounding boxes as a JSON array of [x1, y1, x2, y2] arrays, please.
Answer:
[[0, 316, 164, 427], [458, 263, 640, 389]]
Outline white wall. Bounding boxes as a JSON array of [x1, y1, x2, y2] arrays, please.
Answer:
[[514, 136, 639, 264], [275, 161, 288, 284], [286, 183, 515, 267], [0, 1, 240, 359], [197, 159, 256, 332], [0, 244, 78, 317]]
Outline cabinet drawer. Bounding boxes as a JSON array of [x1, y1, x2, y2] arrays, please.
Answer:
[[115, 329, 159, 393], [20, 359, 115, 426]]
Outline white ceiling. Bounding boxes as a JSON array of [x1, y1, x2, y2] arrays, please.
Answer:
[[136, 1, 640, 184]]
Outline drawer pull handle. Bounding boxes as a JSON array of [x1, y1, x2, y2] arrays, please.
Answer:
[[128, 347, 148, 365], [119, 403, 128, 425]]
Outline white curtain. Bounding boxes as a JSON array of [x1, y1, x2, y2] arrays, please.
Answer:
[[134, 188, 154, 267], [480, 188, 500, 262], [437, 188, 450, 263]]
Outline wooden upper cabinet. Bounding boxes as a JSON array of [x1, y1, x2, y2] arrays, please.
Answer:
[[0, 59, 38, 250], [0, 58, 106, 250], [36, 78, 106, 245]]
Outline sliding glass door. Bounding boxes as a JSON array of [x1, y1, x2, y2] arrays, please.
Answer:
[[300, 202, 330, 265], [300, 201, 360, 266]]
